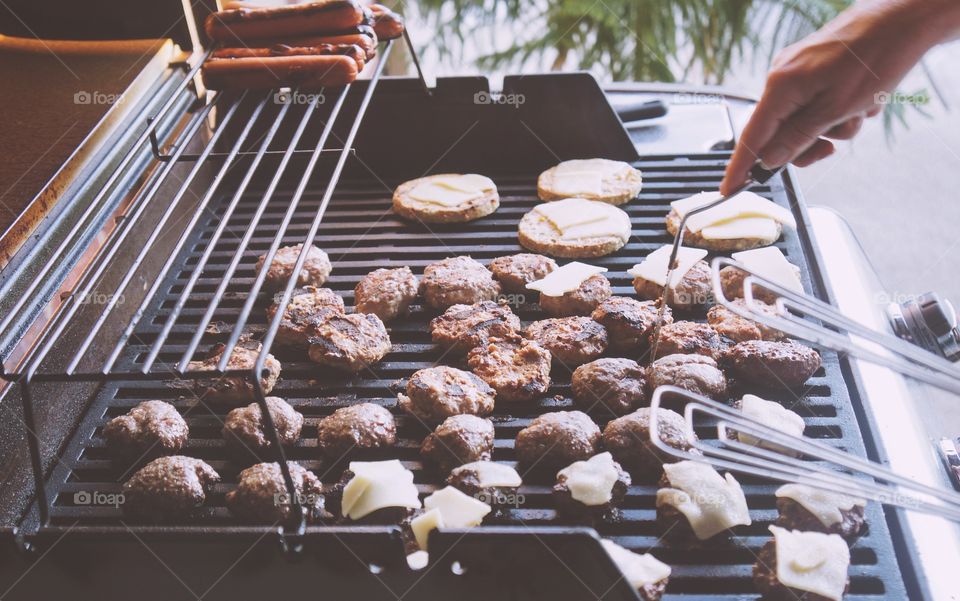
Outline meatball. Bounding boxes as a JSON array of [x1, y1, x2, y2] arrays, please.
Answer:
[[222, 397, 303, 457], [571, 358, 647, 415], [553, 452, 631, 521], [753, 535, 849, 601], [447, 461, 522, 507], [539, 274, 613, 317], [602, 408, 699, 482], [420, 256, 501, 310], [591, 297, 672, 352], [266, 287, 344, 348], [650, 321, 726, 360], [466, 335, 551, 402], [123, 456, 220, 519], [102, 400, 188, 460], [514, 410, 600, 471], [306, 312, 391, 372], [633, 260, 713, 311], [316, 403, 397, 459], [489, 253, 558, 293], [255, 244, 332, 290], [354, 267, 419, 322], [226, 461, 325, 522], [524, 317, 608, 368], [430, 300, 521, 354], [720, 263, 800, 304], [646, 354, 727, 401], [398, 366, 496, 421], [724, 340, 821, 389], [420, 414, 495, 473], [189, 341, 281, 404], [706, 299, 784, 343]]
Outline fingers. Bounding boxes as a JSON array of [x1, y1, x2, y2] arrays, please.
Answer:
[[824, 115, 864, 140], [756, 105, 835, 170], [720, 72, 805, 195], [791, 138, 835, 167]]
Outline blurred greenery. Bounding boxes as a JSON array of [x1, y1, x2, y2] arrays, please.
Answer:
[[413, 0, 852, 84]]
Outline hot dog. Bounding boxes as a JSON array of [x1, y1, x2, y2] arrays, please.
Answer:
[[201, 43, 365, 90], [205, 0, 367, 45], [248, 27, 378, 59], [368, 3, 404, 40]]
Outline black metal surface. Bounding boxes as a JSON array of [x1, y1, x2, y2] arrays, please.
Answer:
[[18, 153, 906, 599]]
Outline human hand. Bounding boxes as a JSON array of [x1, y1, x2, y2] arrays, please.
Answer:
[[720, 0, 960, 195]]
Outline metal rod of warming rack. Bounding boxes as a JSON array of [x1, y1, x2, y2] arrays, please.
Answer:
[[649, 161, 784, 358], [648, 386, 960, 521], [709, 257, 960, 395]]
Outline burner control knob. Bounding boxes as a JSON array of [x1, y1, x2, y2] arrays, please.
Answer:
[[917, 293, 957, 336], [890, 292, 960, 362]]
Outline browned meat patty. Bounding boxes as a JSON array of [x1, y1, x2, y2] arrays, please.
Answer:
[[753, 539, 848, 601], [354, 266, 419, 322], [706, 299, 785, 343], [650, 321, 726, 360], [776, 497, 866, 539], [430, 300, 521, 354], [591, 296, 672, 352], [316, 403, 397, 459], [306, 312, 391, 372], [514, 410, 600, 470], [226, 461, 325, 522], [539, 274, 613, 317], [222, 397, 303, 457], [123, 456, 221, 519], [446, 462, 522, 507], [102, 400, 188, 460], [719, 264, 800, 304], [646, 353, 728, 401], [724, 340, 821, 389], [489, 253, 558, 293], [189, 341, 281, 404], [266, 286, 344, 348], [571, 358, 647, 415], [420, 256, 501, 310], [524, 316, 608, 368], [398, 366, 496, 421], [633, 260, 713, 310], [420, 414, 495, 473], [602, 408, 699, 482], [255, 243, 332, 290], [467, 335, 551, 402], [553, 455, 631, 520]]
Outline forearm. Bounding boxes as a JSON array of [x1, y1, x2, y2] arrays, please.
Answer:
[[862, 0, 960, 47]]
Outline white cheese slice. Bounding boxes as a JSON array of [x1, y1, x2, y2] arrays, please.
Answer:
[[406, 550, 429, 570], [551, 172, 604, 197], [685, 191, 796, 233], [454, 461, 522, 488], [560, 215, 630, 241], [423, 486, 491, 528], [407, 174, 494, 208], [738, 394, 806, 451], [731, 246, 803, 293], [526, 262, 607, 297], [775, 484, 866, 528], [411, 508, 445, 551], [657, 461, 751, 540], [342, 460, 422, 520], [555, 158, 630, 177], [770, 526, 850, 601], [670, 191, 723, 218], [533, 198, 607, 230], [627, 245, 707, 289], [701, 217, 780, 241], [557, 452, 620, 506], [601, 539, 671, 589]]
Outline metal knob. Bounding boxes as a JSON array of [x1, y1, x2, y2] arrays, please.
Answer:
[[889, 292, 960, 362]]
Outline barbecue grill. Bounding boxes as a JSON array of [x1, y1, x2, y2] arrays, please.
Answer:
[[0, 7, 956, 600]]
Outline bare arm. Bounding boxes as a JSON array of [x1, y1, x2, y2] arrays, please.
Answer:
[[720, 0, 960, 195]]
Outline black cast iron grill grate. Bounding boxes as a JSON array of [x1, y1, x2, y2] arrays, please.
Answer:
[[37, 156, 904, 599]]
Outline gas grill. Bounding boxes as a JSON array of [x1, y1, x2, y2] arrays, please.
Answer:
[[0, 12, 954, 601]]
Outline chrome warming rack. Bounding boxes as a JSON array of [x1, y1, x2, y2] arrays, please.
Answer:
[[0, 35, 421, 549]]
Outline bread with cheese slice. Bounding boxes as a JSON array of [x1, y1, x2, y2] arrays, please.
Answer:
[[665, 208, 781, 251], [537, 159, 642, 205], [518, 198, 631, 258], [665, 190, 797, 252], [393, 173, 499, 223]]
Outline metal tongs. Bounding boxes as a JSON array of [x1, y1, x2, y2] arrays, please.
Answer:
[[649, 385, 960, 522], [649, 161, 785, 357]]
